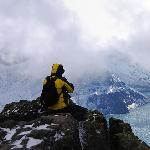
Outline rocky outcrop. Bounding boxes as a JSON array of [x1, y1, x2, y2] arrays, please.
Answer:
[[109, 117, 150, 150], [0, 99, 41, 122], [0, 98, 149, 150]]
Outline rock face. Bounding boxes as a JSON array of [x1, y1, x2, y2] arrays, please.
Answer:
[[0, 99, 149, 150], [109, 118, 150, 150], [0, 99, 41, 122]]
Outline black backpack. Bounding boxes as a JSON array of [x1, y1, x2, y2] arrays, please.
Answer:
[[40, 76, 60, 109]]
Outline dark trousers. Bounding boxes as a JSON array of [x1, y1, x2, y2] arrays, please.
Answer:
[[43, 103, 88, 121]]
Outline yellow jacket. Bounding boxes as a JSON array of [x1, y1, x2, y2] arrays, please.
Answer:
[[43, 64, 74, 110]]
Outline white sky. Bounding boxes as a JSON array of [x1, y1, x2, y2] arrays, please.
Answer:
[[0, 0, 150, 76], [64, 0, 150, 47]]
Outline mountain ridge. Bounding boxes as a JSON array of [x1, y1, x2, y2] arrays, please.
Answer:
[[74, 74, 150, 114]]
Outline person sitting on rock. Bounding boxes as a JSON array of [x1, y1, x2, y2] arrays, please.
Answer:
[[40, 64, 88, 121]]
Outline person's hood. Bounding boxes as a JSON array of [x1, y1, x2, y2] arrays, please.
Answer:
[[51, 64, 64, 75]]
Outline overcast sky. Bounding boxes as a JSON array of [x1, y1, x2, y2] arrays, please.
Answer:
[[0, 0, 150, 76], [64, 0, 150, 67], [0, 0, 104, 79], [0, 0, 150, 102], [64, 0, 150, 44]]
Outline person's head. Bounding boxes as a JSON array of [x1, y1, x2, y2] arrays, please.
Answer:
[[51, 64, 65, 77]]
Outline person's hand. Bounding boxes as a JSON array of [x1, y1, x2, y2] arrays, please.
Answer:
[[62, 77, 67, 81], [62, 77, 74, 89]]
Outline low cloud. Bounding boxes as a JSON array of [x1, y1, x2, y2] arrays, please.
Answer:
[[0, 0, 150, 102]]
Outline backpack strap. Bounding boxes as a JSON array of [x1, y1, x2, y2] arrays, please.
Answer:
[[49, 76, 63, 101]]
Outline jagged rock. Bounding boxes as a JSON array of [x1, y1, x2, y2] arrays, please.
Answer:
[[0, 120, 17, 129], [78, 111, 110, 150], [109, 117, 150, 150], [0, 113, 81, 150], [0, 112, 110, 150], [1, 98, 41, 122], [0, 128, 7, 141], [0, 99, 149, 150]]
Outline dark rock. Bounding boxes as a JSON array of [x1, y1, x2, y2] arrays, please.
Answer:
[[0, 144, 12, 150], [0, 120, 17, 129], [109, 117, 150, 150], [78, 111, 110, 150], [1, 98, 41, 122], [0, 114, 6, 123], [0, 99, 149, 150], [87, 92, 129, 114], [0, 113, 82, 150], [0, 128, 7, 141]]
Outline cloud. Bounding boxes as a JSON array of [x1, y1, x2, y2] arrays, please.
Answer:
[[64, 0, 150, 44], [64, 0, 150, 68], [0, 0, 109, 79], [0, 0, 150, 102], [0, 0, 105, 102], [0, 0, 80, 75]]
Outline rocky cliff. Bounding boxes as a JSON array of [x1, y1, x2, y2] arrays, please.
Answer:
[[0, 98, 149, 150]]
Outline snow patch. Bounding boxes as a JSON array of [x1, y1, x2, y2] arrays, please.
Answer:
[[54, 132, 65, 141], [12, 136, 26, 149], [127, 103, 138, 110], [51, 123, 59, 126], [91, 91, 99, 95], [6, 110, 10, 114], [78, 122, 87, 150], [19, 130, 32, 136], [95, 91, 99, 95], [24, 124, 34, 128], [12, 109, 19, 112], [112, 74, 121, 82], [107, 86, 117, 94], [27, 137, 42, 148], [96, 130, 101, 134], [1, 128, 10, 133], [24, 124, 50, 130], [123, 100, 127, 104], [2, 127, 19, 141], [35, 124, 49, 130]]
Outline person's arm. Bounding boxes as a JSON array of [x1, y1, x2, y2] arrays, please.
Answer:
[[62, 77, 74, 93], [64, 82, 74, 93]]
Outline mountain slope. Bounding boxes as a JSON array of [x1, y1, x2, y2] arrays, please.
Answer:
[[74, 74, 149, 114]]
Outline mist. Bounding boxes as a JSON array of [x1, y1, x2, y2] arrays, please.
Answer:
[[0, 0, 150, 103], [64, 0, 150, 70], [0, 0, 106, 78]]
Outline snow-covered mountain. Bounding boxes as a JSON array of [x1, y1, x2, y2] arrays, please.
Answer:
[[105, 53, 150, 97], [72, 53, 150, 114], [74, 74, 150, 114]]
